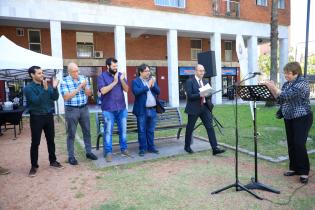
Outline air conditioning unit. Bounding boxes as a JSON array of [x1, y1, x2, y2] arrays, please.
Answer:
[[94, 50, 103, 59]]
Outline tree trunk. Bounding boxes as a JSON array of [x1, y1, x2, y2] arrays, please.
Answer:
[[270, 0, 279, 83], [267, 0, 279, 107]]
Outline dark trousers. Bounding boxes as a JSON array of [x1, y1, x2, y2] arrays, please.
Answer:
[[65, 106, 92, 158], [185, 106, 218, 150], [30, 114, 56, 167], [284, 113, 313, 175]]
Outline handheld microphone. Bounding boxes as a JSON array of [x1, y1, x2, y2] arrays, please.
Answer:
[[250, 72, 262, 75]]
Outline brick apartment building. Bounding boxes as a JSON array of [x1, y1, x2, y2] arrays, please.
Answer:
[[0, 0, 290, 111]]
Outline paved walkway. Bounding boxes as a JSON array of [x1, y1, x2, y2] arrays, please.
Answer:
[[92, 136, 212, 168]]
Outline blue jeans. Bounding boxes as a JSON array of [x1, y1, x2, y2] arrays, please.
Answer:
[[136, 108, 157, 152], [102, 109, 128, 155]]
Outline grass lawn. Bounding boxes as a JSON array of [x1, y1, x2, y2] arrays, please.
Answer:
[[65, 105, 315, 210], [90, 153, 315, 210], [82, 104, 315, 159], [209, 104, 315, 158]]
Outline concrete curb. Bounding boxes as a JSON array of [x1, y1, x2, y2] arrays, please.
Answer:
[[196, 135, 315, 163]]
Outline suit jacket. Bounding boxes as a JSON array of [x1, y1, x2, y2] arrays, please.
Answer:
[[185, 76, 213, 115], [132, 77, 160, 116]]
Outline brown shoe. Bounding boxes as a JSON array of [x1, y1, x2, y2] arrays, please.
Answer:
[[0, 166, 10, 175], [105, 153, 112, 162], [121, 150, 133, 157]]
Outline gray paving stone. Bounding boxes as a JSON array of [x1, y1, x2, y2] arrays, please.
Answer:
[[92, 136, 211, 168]]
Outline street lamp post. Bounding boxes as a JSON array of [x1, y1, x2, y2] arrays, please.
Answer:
[[304, 0, 311, 77]]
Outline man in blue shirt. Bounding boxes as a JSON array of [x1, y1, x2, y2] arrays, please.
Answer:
[[132, 64, 160, 156], [60, 62, 97, 165], [97, 57, 130, 162], [24, 66, 63, 177]]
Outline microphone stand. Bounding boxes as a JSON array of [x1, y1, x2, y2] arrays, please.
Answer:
[[211, 74, 263, 200]]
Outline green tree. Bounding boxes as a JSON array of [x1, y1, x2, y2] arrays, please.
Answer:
[[270, 0, 279, 83], [307, 55, 315, 75], [301, 54, 315, 75], [258, 48, 295, 76], [258, 53, 271, 77]]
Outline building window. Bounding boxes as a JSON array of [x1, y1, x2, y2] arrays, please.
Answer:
[[76, 32, 94, 58], [278, 0, 285, 9], [16, 28, 24, 36], [256, 0, 267, 6], [224, 41, 233, 62], [190, 39, 202, 61], [28, 30, 41, 53], [154, 0, 185, 8]]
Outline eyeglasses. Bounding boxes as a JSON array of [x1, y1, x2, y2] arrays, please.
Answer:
[[284, 72, 293, 75]]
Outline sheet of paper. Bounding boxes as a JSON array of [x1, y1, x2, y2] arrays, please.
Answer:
[[199, 83, 213, 97]]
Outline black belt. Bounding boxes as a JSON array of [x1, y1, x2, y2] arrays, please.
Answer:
[[66, 104, 87, 109], [146, 106, 156, 109]]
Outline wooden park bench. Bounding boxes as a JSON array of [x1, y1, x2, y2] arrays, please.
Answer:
[[95, 107, 186, 150]]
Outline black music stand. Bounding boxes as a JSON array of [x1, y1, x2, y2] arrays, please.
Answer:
[[212, 76, 262, 200], [237, 85, 280, 194]]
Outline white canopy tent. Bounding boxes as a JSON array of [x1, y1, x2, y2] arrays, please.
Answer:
[[0, 35, 63, 80], [0, 35, 64, 114]]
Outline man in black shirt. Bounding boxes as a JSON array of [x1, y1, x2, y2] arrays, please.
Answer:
[[24, 66, 64, 177]]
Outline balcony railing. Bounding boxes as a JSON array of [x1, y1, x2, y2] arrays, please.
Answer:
[[213, 0, 240, 18]]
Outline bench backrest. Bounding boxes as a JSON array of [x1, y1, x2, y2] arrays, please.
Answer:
[[96, 107, 183, 134]]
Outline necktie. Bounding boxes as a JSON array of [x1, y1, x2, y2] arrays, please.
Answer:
[[199, 80, 205, 105]]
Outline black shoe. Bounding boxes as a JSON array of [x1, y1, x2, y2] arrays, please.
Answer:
[[148, 149, 159, 154], [283, 171, 297, 176], [68, 157, 78, 165], [28, 167, 37, 177], [300, 176, 309, 184], [86, 153, 98, 160], [50, 161, 64, 169], [213, 147, 225, 156], [184, 147, 194, 154], [139, 150, 145, 157], [0, 167, 10, 175]]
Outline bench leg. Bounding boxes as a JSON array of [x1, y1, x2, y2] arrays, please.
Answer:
[[13, 125, 17, 140], [177, 128, 182, 139], [18, 123, 21, 134], [96, 134, 101, 150]]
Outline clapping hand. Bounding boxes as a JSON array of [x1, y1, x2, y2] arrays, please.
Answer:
[[52, 77, 60, 89], [113, 72, 119, 85], [120, 72, 126, 81], [80, 79, 87, 89], [148, 76, 155, 88], [42, 78, 48, 90]]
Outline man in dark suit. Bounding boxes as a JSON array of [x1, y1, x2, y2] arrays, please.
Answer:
[[132, 64, 160, 156], [184, 64, 225, 155]]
